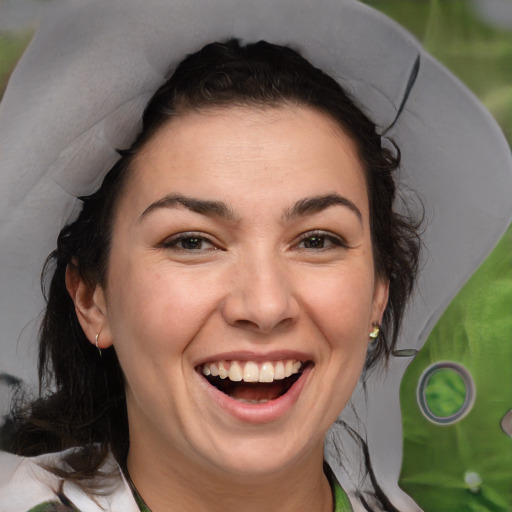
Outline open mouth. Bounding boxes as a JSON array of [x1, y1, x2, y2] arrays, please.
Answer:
[[197, 359, 311, 404]]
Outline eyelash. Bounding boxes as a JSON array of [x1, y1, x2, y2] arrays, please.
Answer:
[[295, 230, 349, 251], [161, 232, 218, 252], [162, 230, 348, 254]]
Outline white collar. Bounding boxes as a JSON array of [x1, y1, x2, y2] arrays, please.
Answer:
[[0, 449, 139, 512]]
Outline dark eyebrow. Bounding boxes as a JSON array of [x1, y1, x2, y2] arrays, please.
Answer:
[[283, 193, 363, 224], [139, 194, 237, 222]]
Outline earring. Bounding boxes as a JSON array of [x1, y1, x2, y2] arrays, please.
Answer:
[[95, 333, 102, 356], [369, 325, 380, 341]]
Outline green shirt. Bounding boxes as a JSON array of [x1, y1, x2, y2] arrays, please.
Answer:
[[333, 480, 353, 512]]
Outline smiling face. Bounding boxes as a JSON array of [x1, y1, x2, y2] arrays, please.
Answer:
[[74, 105, 388, 484]]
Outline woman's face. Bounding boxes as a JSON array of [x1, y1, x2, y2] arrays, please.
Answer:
[[88, 106, 388, 478]]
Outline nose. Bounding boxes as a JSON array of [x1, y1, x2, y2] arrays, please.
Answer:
[[222, 254, 300, 334]]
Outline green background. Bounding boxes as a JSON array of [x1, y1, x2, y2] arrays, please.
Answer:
[[400, 225, 512, 511], [359, 2, 512, 510]]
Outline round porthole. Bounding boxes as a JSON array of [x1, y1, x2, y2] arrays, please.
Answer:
[[417, 362, 475, 425]]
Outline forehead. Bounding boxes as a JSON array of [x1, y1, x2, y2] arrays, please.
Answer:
[[123, 105, 368, 218]]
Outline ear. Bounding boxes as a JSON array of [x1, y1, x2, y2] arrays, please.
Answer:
[[65, 263, 113, 349], [371, 277, 389, 328]]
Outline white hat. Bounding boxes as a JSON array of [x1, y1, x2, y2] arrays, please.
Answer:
[[1, 0, 511, 506]]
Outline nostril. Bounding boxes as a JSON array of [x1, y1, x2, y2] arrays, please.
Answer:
[[233, 319, 260, 329], [232, 316, 296, 333], [221, 277, 300, 333]]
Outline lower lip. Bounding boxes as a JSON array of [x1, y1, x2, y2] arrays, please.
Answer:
[[198, 365, 312, 424]]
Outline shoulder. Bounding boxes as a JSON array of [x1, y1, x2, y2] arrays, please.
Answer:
[[0, 450, 65, 511], [0, 450, 140, 512]]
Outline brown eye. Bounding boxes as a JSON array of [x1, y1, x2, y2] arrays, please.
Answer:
[[297, 231, 347, 250], [303, 235, 326, 249], [180, 237, 204, 250], [163, 233, 217, 251]]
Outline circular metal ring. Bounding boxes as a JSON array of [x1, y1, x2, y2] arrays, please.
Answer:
[[417, 361, 476, 425]]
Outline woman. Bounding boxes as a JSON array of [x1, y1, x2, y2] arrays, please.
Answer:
[[1, 1, 511, 511]]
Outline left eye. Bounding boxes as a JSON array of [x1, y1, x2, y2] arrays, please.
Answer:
[[297, 232, 346, 250], [163, 234, 217, 251]]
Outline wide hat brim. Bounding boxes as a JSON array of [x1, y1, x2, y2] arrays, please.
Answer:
[[1, 0, 511, 506]]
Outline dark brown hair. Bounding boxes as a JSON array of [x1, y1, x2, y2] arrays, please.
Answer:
[[12, 39, 420, 509]]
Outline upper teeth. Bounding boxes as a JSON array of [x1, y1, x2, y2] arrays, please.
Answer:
[[201, 360, 303, 383]]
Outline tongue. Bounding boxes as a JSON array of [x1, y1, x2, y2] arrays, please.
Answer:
[[229, 382, 285, 401]]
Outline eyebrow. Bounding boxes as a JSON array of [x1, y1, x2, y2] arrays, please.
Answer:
[[139, 192, 362, 225], [139, 194, 237, 222], [283, 193, 363, 224]]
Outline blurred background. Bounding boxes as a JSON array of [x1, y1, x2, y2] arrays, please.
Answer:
[[1, 1, 511, 510]]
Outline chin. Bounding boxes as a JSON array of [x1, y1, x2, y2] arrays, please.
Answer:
[[195, 427, 325, 480]]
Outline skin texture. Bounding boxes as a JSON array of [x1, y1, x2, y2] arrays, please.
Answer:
[[67, 106, 388, 512]]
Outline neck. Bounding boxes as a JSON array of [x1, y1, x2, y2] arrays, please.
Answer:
[[126, 440, 333, 512]]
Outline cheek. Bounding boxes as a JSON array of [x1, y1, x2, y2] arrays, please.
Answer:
[[297, 269, 373, 423], [103, 265, 213, 416], [105, 258, 219, 357], [299, 265, 375, 339]]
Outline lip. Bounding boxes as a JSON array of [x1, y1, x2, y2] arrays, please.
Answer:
[[196, 359, 313, 424]]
